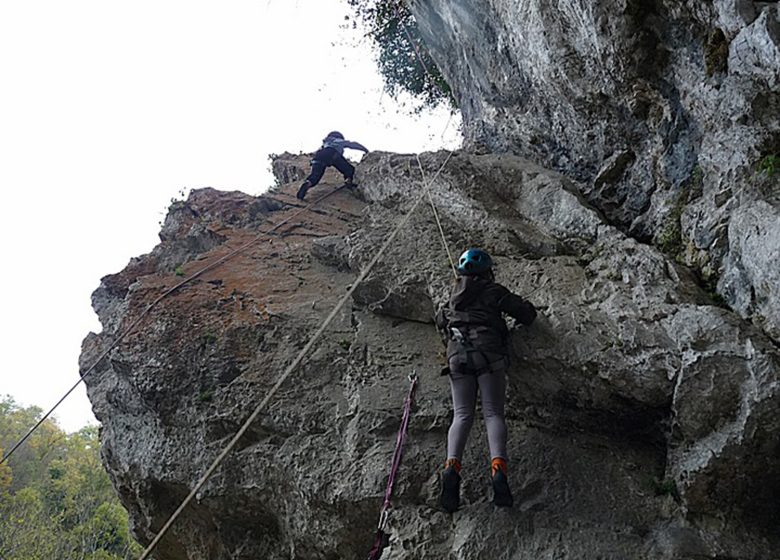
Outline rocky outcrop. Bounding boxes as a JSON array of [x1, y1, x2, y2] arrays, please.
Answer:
[[79, 2, 780, 558], [82, 152, 780, 559], [409, 0, 780, 342]]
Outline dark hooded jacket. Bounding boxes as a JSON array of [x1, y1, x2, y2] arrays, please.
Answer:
[[320, 136, 368, 156], [437, 275, 536, 360]]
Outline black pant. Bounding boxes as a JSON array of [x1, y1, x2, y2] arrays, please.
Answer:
[[305, 147, 355, 187]]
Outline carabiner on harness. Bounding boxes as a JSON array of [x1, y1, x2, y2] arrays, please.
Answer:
[[450, 327, 466, 343]]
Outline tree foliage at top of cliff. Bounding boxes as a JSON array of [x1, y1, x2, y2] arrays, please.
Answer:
[[346, 0, 455, 110], [0, 396, 142, 560]]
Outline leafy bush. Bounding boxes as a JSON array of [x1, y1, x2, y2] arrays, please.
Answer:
[[0, 396, 142, 559], [758, 154, 779, 178], [346, 0, 455, 110]]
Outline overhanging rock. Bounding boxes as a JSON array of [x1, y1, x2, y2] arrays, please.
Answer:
[[81, 151, 780, 559]]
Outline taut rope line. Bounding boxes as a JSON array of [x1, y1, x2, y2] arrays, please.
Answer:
[[138, 155, 454, 560], [1, 185, 347, 466], [393, 0, 459, 278], [416, 153, 458, 279]]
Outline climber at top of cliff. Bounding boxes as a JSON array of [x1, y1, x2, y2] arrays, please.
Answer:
[[296, 131, 369, 200], [435, 248, 536, 513]]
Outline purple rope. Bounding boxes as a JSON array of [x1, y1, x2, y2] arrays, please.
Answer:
[[368, 374, 419, 560]]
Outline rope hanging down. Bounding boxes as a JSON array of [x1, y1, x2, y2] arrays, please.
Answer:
[[395, 2, 434, 81], [415, 153, 458, 280], [367, 371, 419, 560], [138, 155, 454, 560], [0, 185, 348, 467], [392, 2, 458, 279]]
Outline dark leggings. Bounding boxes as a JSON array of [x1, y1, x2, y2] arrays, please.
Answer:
[[446, 355, 508, 462], [305, 147, 355, 187]]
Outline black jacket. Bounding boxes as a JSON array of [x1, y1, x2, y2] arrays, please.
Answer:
[[437, 275, 536, 355]]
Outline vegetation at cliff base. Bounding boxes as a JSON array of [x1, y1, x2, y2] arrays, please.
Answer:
[[0, 396, 142, 560], [345, 0, 455, 110]]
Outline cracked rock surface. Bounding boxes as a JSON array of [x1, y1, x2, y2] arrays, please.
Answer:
[[409, 0, 780, 341], [82, 152, 780, 559]]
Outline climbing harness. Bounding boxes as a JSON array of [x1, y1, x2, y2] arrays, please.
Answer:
[[0, 184, 349, 467], [367, 372, 419, 560], [448, 326, 509, 377]]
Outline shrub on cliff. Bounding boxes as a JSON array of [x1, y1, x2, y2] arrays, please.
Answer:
[[346, 0, 454, 110]]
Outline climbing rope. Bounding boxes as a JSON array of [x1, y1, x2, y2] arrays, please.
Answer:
[[391, 0, 458, 279], [367, 371, 418, 560], [395, 2, 434, 82], [138, 155, 454, 560], [0, 185, 348, 467], [415, 153, 458, 279]]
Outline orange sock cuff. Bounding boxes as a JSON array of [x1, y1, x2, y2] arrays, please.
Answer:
[[444, 458, 462, 473], [491, 457, 508, 475]]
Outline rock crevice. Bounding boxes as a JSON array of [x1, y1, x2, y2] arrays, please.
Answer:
[[409, 0, 780, 340], [82, 151, 780, 559]]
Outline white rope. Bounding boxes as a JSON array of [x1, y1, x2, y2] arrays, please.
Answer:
[[138, 155, 454, 559], [415, 153, 458, 279], [0, 186, 346, 467]]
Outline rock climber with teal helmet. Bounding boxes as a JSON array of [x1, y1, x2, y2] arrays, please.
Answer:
[[435, 248, 537, 513]]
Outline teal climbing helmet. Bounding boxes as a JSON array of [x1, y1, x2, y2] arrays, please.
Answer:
[[457, 248, 493, 275]]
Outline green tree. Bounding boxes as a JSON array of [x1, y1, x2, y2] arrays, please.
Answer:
[[0, 445, 12, 493], [0, 396, 67, 492], [0, 487, 60, 560], [70, 502, 142, 559], [346, 0, 454, 109], [0, 396, 142, 559]]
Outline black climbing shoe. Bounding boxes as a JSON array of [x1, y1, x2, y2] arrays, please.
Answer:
[[296, 181, 311, 200], [344, 177, 357, 189], [492, 469, 513, 508], [439, 465, 461, 513]]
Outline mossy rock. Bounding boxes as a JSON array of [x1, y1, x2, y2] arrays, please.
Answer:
[[705, 29, 729, 77]]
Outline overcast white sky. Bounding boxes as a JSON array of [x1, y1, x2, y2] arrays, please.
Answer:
[[0, 0, 461, 432]]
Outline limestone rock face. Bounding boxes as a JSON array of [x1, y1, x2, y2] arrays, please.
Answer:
[[409, 0, 780, 340], [82, 152, 780, 559]]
